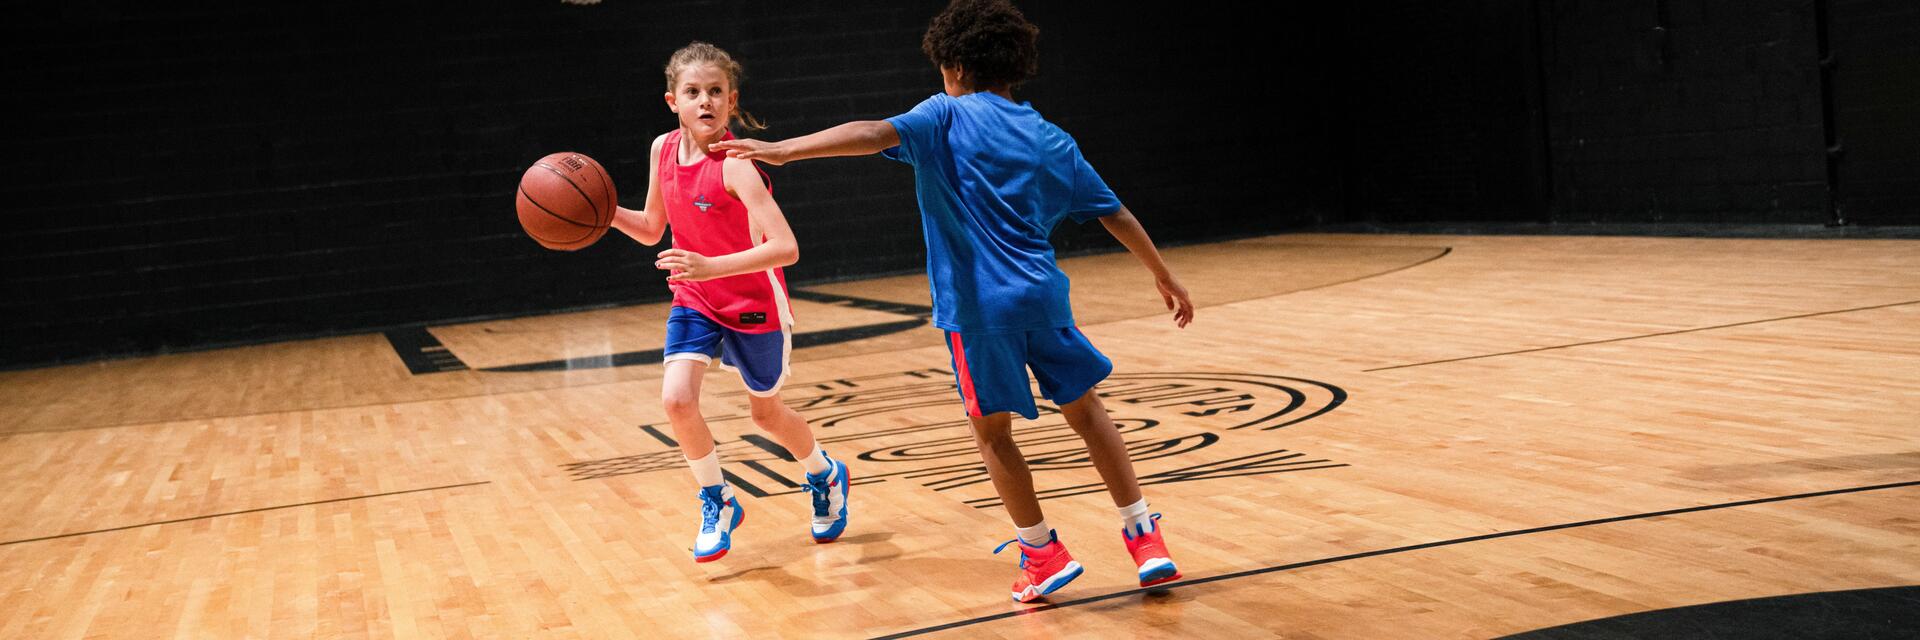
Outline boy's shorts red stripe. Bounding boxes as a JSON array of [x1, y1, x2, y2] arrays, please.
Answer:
[[948, 332, 982, 416]]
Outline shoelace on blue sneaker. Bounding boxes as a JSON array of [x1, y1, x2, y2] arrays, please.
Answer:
[[698, 489, 725, 534], [803, 466, 833, 518]]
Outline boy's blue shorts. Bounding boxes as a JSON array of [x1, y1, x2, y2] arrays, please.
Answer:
[[943, 326, 1113, 420], [664, 306, 790, 396]]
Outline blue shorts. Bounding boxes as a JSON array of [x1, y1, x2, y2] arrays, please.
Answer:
[[943, 326, 1113, 420], [664, 306, 791, 396]]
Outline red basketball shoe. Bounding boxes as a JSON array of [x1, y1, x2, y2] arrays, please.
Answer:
[[1124, 514, 1182, 587], [992, 532, 1084, 603]]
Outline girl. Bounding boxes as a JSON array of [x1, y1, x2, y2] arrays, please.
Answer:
[[609, 42, 850, 562]]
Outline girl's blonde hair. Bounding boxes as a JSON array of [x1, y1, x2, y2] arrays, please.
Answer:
[[664, 41, 767, 131]]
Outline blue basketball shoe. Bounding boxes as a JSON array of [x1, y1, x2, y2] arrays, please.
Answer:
[[803, 454, 850, 543], [693, 484, 744, 562]]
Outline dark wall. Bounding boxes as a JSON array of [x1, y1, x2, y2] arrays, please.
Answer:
[[1343, 1, 1551, 223], [0, 1, 1336, 368], [1541, 0, 1828, 223], [5, 2, 1914, 367], [1830, 0, 1920, 224]]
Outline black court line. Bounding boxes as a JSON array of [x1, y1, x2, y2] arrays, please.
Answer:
[[1284, 246, 1451, 296], [0, 481, 491, 547], [872, 479, 1920, 640], [383, 326, 471, 374], [1365, 299, 1920, 372]]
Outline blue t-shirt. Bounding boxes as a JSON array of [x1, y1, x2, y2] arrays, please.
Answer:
[[883, 92, 1122, 333]]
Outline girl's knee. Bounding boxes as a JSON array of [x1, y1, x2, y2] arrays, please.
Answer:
[[748, 399, 786, 426], [662, 390, 701, 417]]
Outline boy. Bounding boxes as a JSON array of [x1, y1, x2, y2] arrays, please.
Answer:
[[716, 0, 1193, 602]]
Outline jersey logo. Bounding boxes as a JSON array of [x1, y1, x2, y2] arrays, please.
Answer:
[[739, 312, 766, 325], [693, 194, 714, 213]]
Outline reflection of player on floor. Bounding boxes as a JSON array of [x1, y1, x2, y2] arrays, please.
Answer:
[[718, 0, 1194, 601], [608, 42, 850, 563]]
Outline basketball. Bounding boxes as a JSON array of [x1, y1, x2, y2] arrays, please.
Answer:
[[515, 152, 616, 251]]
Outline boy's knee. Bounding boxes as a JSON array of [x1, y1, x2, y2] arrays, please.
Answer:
[[969, 416, 1015, 442]]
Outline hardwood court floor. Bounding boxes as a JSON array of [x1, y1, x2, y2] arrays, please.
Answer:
[[1, 234, 1916, 638]]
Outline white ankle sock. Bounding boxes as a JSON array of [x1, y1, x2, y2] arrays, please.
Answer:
[[1119, 498, 1154, 536], [797, 442, 831, 476], [686, 449, 724, 487], [1015, 521, 1053, 547]]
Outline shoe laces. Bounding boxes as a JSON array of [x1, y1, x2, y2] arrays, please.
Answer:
[[698, 488, 726, 534], [803, 465, 834, 518], [993, 534, 1057, 569], [1124, 513, 1165, 540]]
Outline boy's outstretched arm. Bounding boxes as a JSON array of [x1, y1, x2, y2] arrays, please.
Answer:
[[712, 121, 899, 166], [1100, 206, 1194, 328]]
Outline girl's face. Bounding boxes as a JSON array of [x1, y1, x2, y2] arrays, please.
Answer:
[[666, 63, 736, 140]]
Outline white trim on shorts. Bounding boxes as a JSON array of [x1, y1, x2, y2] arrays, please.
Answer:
[[663, 352, 713, 365]]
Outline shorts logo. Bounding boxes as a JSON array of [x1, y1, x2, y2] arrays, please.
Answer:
[[693, 194, 714, 213]]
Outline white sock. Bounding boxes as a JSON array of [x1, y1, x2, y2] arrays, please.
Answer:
[[797, 441, 831, 477], [1015, 521, 1054, 547], [686, 449, 724, 487], [1120, 498, 1154, 536]]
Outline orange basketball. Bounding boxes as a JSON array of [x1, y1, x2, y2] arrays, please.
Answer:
[[515, 152, 615, 251]]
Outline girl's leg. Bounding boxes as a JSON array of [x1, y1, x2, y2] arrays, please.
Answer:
[[662, 358, 716, 460], [749, 391, 850, 542], [745, 392, 818, 462], [664, 357, 745, 562]]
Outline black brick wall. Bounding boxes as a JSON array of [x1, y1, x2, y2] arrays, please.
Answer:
[[4, 2, 1914, 368], [1343, 1, 1551, 223], [0, 1, 1337, 367], [1541, 0, 1830, 223], [1830, 0, 1920, 224]]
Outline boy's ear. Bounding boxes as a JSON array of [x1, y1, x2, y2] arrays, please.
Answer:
[[664, 91, 677, 112]]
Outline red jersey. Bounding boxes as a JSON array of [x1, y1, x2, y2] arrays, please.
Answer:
[[658, 129, 792, 334]]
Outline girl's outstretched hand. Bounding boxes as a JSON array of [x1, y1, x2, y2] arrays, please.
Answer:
[[656, 248, 713, 282], [712, 139, 790, 166], [1158, 275, 1194, 328]]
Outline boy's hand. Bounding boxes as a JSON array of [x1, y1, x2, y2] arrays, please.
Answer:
[[1158, 275, 1194, 328], [656, 248, 713, 281], [712, 139, 790, 166]]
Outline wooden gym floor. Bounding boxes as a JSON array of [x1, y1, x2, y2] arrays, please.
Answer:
[[2, 233, 1916, 638]]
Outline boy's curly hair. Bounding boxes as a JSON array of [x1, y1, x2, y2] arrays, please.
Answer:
[[921, 0, 1040, 91]]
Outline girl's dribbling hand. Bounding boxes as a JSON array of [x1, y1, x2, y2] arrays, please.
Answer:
[[711, 139, 790, 165], [657, 248, 714, 282]]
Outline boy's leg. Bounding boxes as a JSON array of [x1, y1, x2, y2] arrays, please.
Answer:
[[972, 410, 1084, 602], [1033, 327, 1182, 586], [1057, 390, 1143, 508], [967, 411, 1044, 528]]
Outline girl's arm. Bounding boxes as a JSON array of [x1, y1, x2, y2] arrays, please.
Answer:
[[709, 121, 899, 166], [653, 157, 799, 282], [1099, 206, 1194, 327], [610, 133, 670, 245]]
